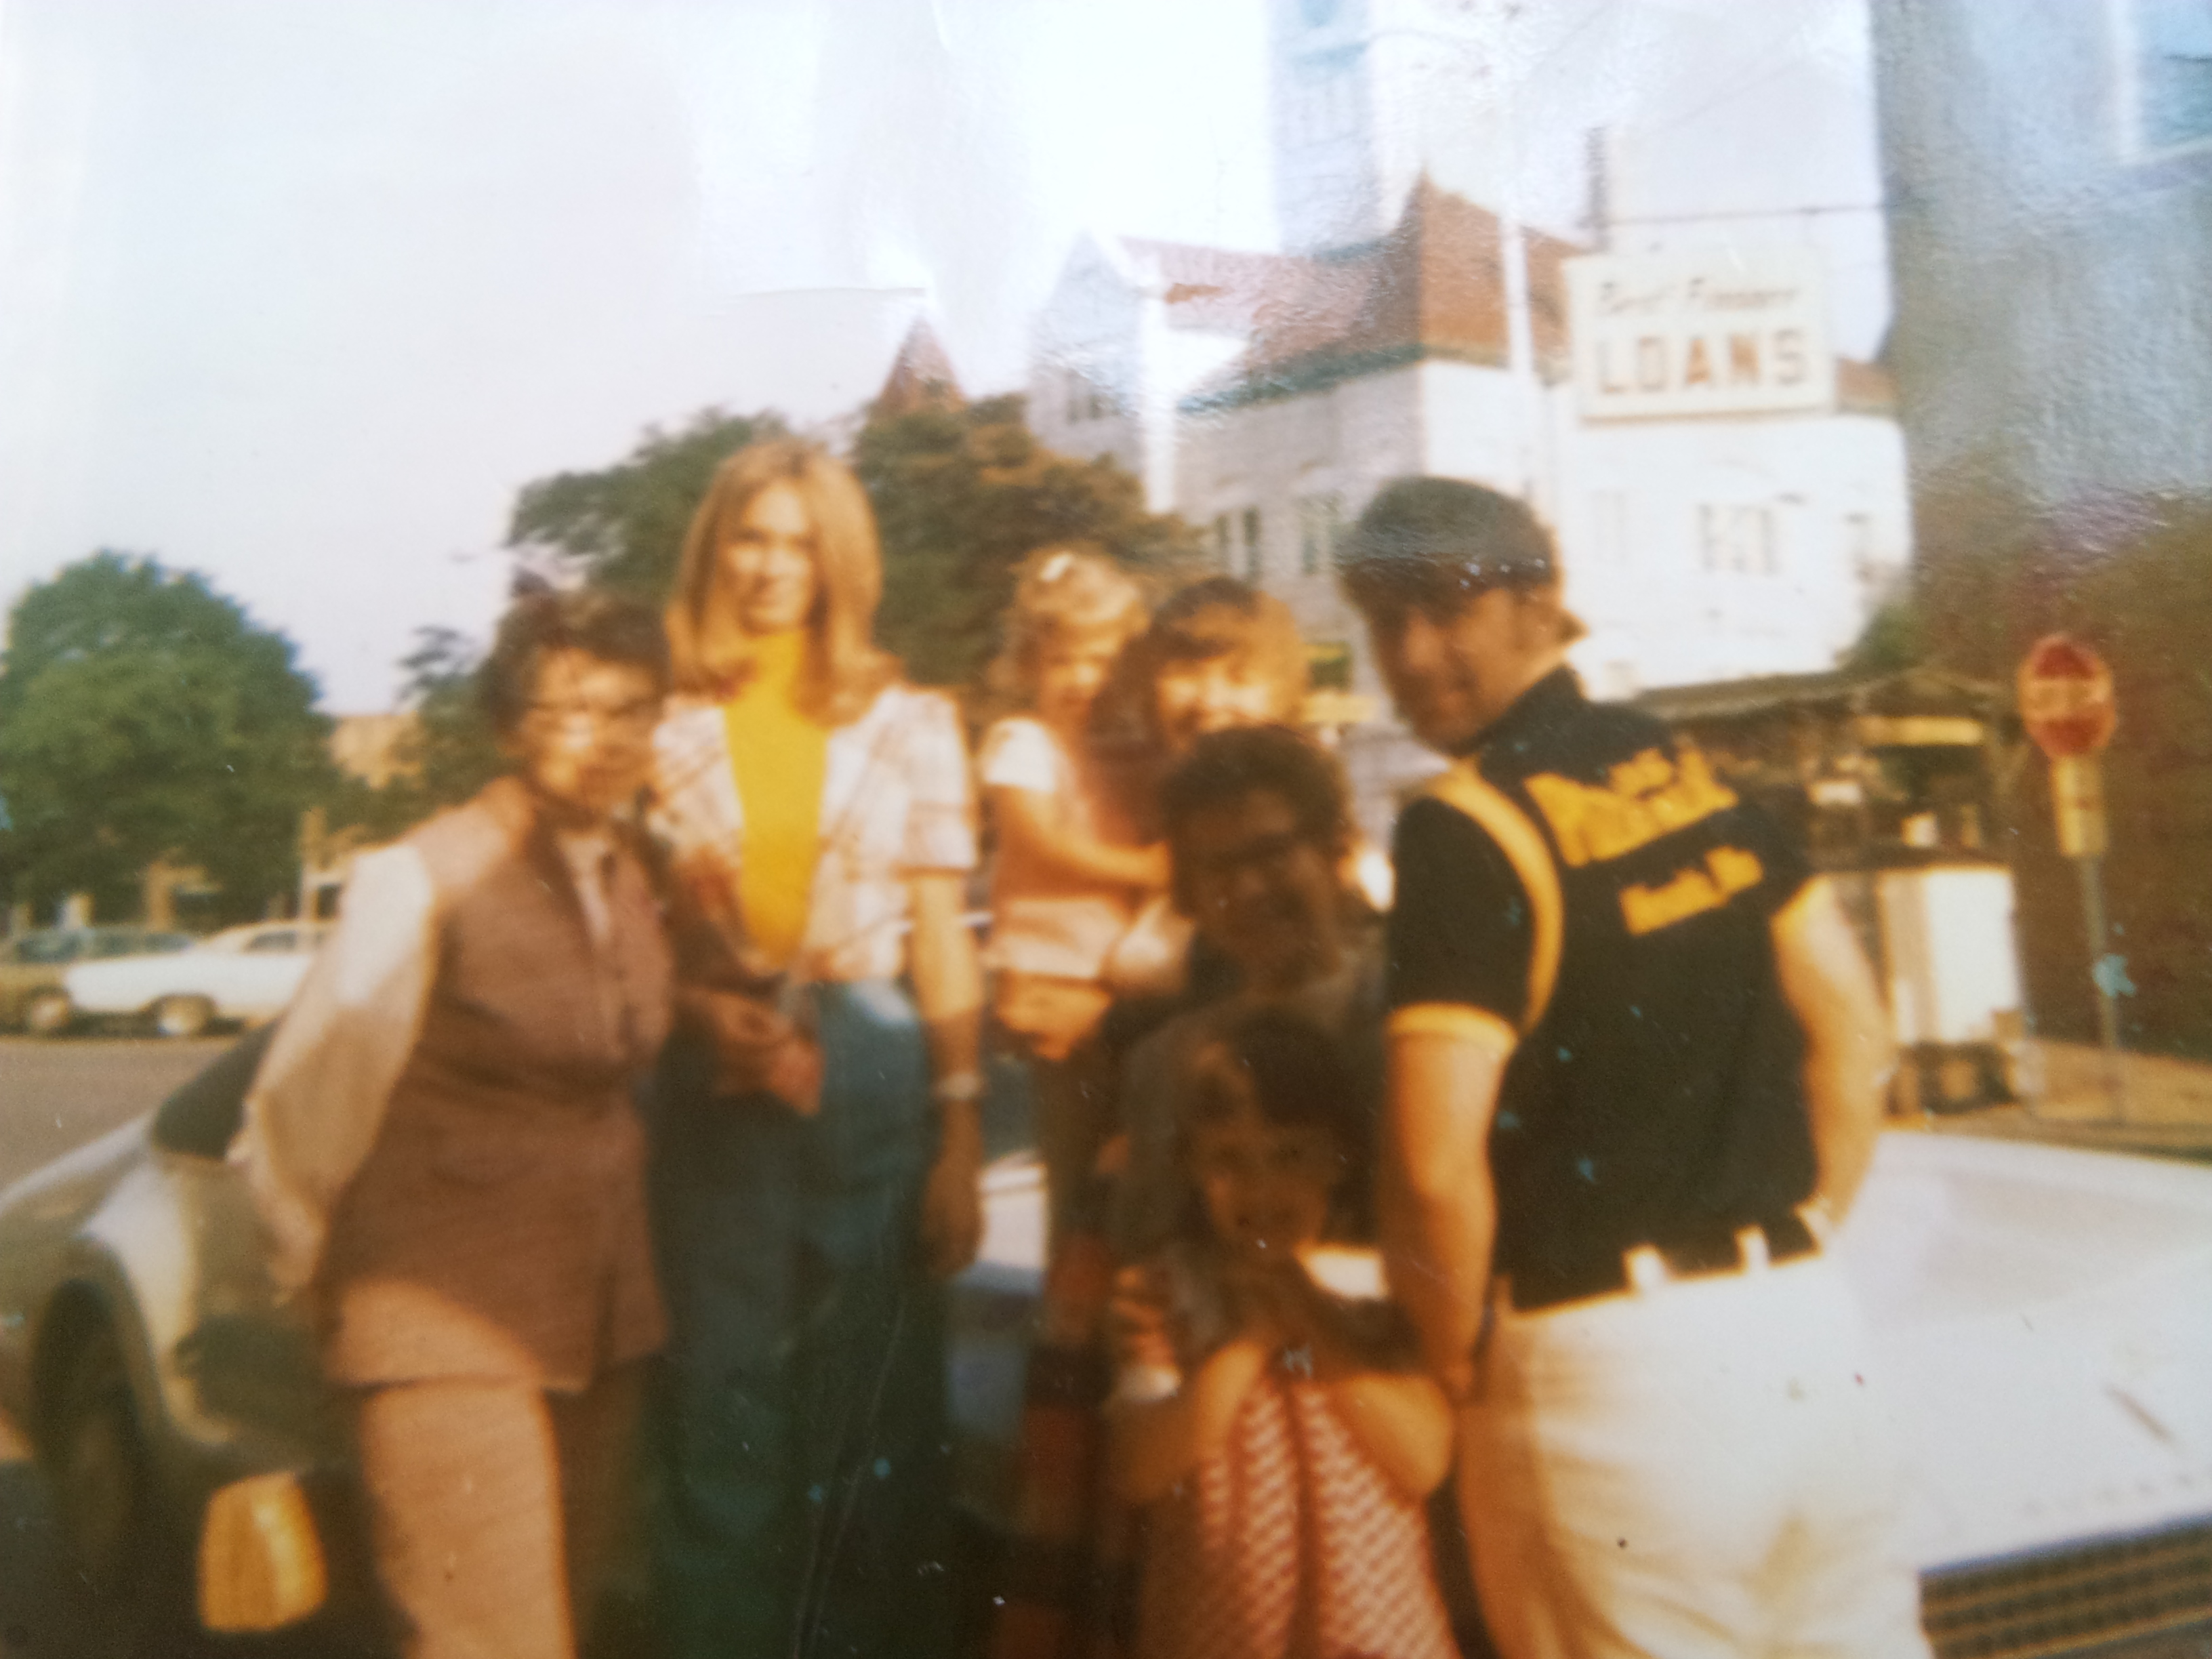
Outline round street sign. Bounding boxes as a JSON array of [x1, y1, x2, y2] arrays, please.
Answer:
[[2018, 634, 2116, 759]]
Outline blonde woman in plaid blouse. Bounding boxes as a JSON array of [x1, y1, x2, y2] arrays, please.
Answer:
[[646, 439, 984, 1659], [652, 674, 977, 987]]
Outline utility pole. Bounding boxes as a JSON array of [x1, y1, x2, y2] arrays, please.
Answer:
[[2019, 635, 2127, 1122]]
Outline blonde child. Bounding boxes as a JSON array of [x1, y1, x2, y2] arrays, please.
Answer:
[[1108, 1006, 1458, 1659], [982, 546, 1164, 1235]]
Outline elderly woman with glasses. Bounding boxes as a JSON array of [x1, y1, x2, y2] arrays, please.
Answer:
[[647, 438, 985, 1659], [230, 589, 675, 1659]]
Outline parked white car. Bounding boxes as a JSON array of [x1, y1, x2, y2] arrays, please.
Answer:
[[955, 1132, 2212, 1658], [60, 923, 329, 1038]]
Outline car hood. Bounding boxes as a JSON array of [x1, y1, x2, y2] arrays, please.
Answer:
[[0, 1113, 151, 1216], [1836, 1132, 2212, 1572], [947, 1133, 2212, 1577]]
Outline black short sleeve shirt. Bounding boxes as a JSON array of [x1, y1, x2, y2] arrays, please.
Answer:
[[1386, 669, 1818, 1282]]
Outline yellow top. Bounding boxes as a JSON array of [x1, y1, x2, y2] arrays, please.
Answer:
[[722, 630, 828, 970]]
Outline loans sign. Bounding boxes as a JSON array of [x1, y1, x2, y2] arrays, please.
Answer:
[[1564, 247, 1835, 422]]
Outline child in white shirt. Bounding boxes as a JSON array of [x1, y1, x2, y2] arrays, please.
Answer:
[[981, 546, 1162, 1242]]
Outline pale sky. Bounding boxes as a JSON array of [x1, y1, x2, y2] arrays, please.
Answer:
[[0, 0, 1885, 712]]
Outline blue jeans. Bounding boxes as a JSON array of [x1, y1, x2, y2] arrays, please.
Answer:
[[649, 979, 954, 1659]]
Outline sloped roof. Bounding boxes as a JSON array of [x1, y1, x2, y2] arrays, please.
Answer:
[[1174, 178, 1892, 419], [874, 318, 964, 417], [1188, 177, 1586, 411]]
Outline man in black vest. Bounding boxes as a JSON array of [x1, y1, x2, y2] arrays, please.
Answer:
[[1339, 478, 1929, 1658]]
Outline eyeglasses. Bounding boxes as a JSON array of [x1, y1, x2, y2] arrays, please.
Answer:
[[1185, 829, 1311, 886]]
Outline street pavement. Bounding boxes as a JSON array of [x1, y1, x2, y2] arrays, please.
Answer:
[[0, 1037, 236, 1659], [1914, 1038, 2212, 1163], [0, 1036, 226, 1193]]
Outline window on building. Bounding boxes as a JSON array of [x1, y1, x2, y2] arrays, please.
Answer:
[[1697, 504, 1777, 575], [1064, 369, 1115, 424], [1308, 640, 1354, 691], [1213, 514, 1233, 571], [2120, 0, 2212, 155], [1296, 493, 1344, 576], [1242, 508, 1264, 581], [1845, 512, 1880, 594]]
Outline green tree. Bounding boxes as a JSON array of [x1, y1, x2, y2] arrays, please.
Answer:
[[0, 553, 335, 923], [853, 393, 1204, 691], [328, 624, 508, 842], [507, 407, 788, 600], [506, 396, 1202, 701], [1845, 589, 1928, 675]]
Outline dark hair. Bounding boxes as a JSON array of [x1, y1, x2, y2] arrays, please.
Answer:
[[1185, 1006, 1358, 1139], [1084, 577, 1310, 820], [1158, 725, 1353, 910], [1337, 476, 1559, 619], [1167, 1010, 1404, 1361], [1151, 577, 1300, 668], [479, 589, 671, 737], [1175, 1007, 1371, 1250]]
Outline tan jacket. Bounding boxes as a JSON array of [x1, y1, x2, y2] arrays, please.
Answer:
[[232, 777, 673, 1390]]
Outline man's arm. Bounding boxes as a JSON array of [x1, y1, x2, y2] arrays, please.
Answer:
[[1378, 1022, 1514, 1404], [1771, 876, 1895, 1223], [1330, 1369, 1455, 1498]]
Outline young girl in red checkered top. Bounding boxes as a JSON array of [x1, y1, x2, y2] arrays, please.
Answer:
[[1107, 1006, 1459, 1659]]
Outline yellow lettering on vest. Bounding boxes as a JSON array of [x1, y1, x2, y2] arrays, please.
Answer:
[[1707, 843, 1764, 896], [1524, 746, 1740, 867], [1620, 844, 1765, 937]]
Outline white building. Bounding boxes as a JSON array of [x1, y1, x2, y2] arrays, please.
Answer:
[[1180, 179, 1911, 689], [1027, 236, 1283, 514], [1028, 0, 1913, 815]]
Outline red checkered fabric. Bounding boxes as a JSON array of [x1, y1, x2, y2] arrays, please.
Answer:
[[1134, 1372, 1458, 1659]]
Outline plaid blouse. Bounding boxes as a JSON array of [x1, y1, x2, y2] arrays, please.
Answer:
[[651, 682, 977, 985]]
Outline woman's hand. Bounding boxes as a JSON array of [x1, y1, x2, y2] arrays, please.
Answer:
[[680, 987, 823, 1114], [1107, 1264, 1180, 1375], [918, 1099, 984, 1279], [1219, 1257, 1311, 1351]]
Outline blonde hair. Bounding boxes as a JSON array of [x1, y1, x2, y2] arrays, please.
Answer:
[[990, 544, 1149, 701], [665, 439, 897, 724]]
